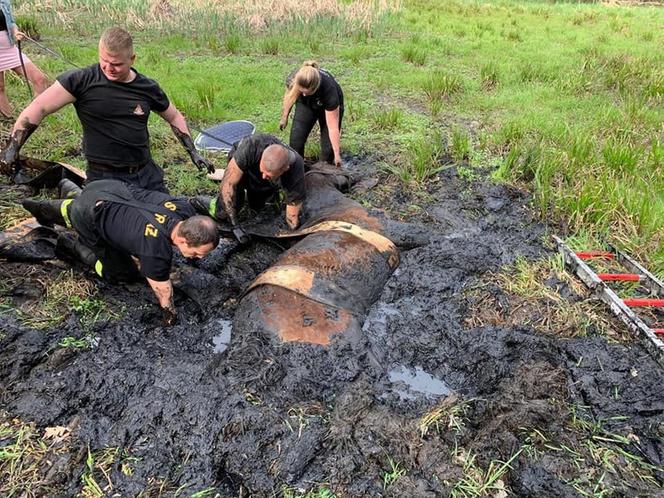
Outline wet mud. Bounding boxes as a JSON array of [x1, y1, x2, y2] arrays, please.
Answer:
[[1, 166, 664, 497]]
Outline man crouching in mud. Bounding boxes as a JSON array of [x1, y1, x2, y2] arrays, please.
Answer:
[[191, 133, 305, 244], [21, 180, 219, 326]]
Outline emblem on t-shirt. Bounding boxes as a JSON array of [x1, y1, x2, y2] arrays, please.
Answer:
[[133, 104, 145, 116]]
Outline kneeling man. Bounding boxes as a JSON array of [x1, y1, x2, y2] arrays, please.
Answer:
[[22, 180, 219, 325], [191, 134, 306, 243]]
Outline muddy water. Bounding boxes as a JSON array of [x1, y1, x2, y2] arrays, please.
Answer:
[[1, 168, 663, 496]]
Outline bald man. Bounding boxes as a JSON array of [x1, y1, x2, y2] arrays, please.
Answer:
[[191, 134, 306, 243]]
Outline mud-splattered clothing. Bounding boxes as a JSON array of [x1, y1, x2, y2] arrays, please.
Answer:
[[229, 133, 306, 205], [57, 64, 170, 169], [287, 68, 344, 164], [68, 180, 194, 282]]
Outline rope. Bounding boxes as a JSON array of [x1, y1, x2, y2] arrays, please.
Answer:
[[23, 35, 80, 69], [16, 40, 32, 99]]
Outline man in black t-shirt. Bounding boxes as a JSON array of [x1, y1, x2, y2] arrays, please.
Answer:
[[191, 134, 306, 244], [0, 27, 214, 192], [21, 180, 219, 326]]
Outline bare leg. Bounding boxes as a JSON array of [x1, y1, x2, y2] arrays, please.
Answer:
[[12, 62, 49, 96], [0, 71, 12, 118]]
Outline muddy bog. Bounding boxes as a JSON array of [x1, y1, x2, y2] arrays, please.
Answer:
[[1, 165, 663, 497]]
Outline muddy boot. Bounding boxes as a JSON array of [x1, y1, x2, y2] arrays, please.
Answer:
[[189, 195, 226, 221], [57, 178, 82, 199], [56, 234, 97, 266], [22, 199, 66, 228]]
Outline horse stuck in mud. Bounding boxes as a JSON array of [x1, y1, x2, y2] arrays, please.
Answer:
[[1, 158, 663, 497]]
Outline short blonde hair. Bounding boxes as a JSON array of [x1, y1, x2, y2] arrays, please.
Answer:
[[99, 27, 134, 56]]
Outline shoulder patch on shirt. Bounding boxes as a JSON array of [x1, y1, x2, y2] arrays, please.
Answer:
[[133, 104, 145, 116]]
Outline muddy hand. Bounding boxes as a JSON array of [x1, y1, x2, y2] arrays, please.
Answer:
[[0, 140, 20, 174], [0, 122, 38, 175], [279, 118, 288, 131], [232, 226, 251, 245], [162, 307, 178, 327], [193, 153, 216, 174]]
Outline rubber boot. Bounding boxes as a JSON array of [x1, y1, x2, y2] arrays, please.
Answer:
[[56, 234, 97, 266], [57, 178, 82, 199], [22, 199, 66, 228], [189, 195, 214, 218]]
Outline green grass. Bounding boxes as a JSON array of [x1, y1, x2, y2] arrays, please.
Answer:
[[451, 448, 523, 498], [5, 0, 663, 281], [382, 455, 406, 489], [521, 405, 664, 497]]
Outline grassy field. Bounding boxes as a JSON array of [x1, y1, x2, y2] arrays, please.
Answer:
[[6, 0, 663, 277]]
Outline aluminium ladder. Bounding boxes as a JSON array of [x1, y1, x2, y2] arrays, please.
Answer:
[[554, 236, 664, 367]]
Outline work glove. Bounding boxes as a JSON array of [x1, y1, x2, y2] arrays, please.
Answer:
[[161, 307, 178, 327], [232, 226, 251, 245]]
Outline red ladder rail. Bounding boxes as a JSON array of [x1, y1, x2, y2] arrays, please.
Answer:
[[598, 273, 642, 282], [576, 251, 615, 260], [623, 298, 664, 307]]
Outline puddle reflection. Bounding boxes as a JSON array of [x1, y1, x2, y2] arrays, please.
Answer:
[[211, 319, 233, 353], [388, 366, 451, 400]]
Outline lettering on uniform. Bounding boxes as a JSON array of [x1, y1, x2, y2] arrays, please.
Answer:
[[133, 104, 145, 116], [164, 202, 177, 211], [154, 213, 166, 224], [144, 223, 158, 238]]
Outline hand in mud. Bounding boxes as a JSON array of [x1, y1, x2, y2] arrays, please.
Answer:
[[161, 307, 178, 327], [279, 118, 288, 131], [334, 157, 342, 169], [0, 140, 19, 172], [192, 153, 216, 175], [232, 226, 250, 245]]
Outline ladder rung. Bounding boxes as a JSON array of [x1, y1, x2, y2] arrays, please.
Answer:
[[576, 251, 615, 260], [598, 273, 642, 282], [623, 298, 664, 307]]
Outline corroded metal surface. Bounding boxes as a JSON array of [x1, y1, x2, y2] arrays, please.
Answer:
[[238, 167, 401, 346]]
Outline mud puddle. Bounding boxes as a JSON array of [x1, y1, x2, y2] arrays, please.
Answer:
[[1, 167, 664, 497]]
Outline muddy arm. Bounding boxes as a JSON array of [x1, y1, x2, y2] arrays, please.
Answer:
[[146, 277, 177, 325], [159, 104, 215, 174], [11, 82, 75, 132], [219, 159, 244, 228], [1, 83, 75, 174]]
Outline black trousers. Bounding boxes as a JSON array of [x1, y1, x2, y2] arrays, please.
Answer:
[[86, 159, 168, 193], [289, 104, 344, 164], [68, 182, 142, 283]]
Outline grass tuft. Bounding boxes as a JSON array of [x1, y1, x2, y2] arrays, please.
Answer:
[[224, 32, 241, 54], [480, 62, 499, 89], [422, 70, 464, 101], [259, 36, 280, 55], [450, 127, 472, 162], [372, 107, 404, 131], [401, 45, 426, 66]]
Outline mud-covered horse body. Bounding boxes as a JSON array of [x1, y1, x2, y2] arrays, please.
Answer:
[[236, 166, 427, 345]]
